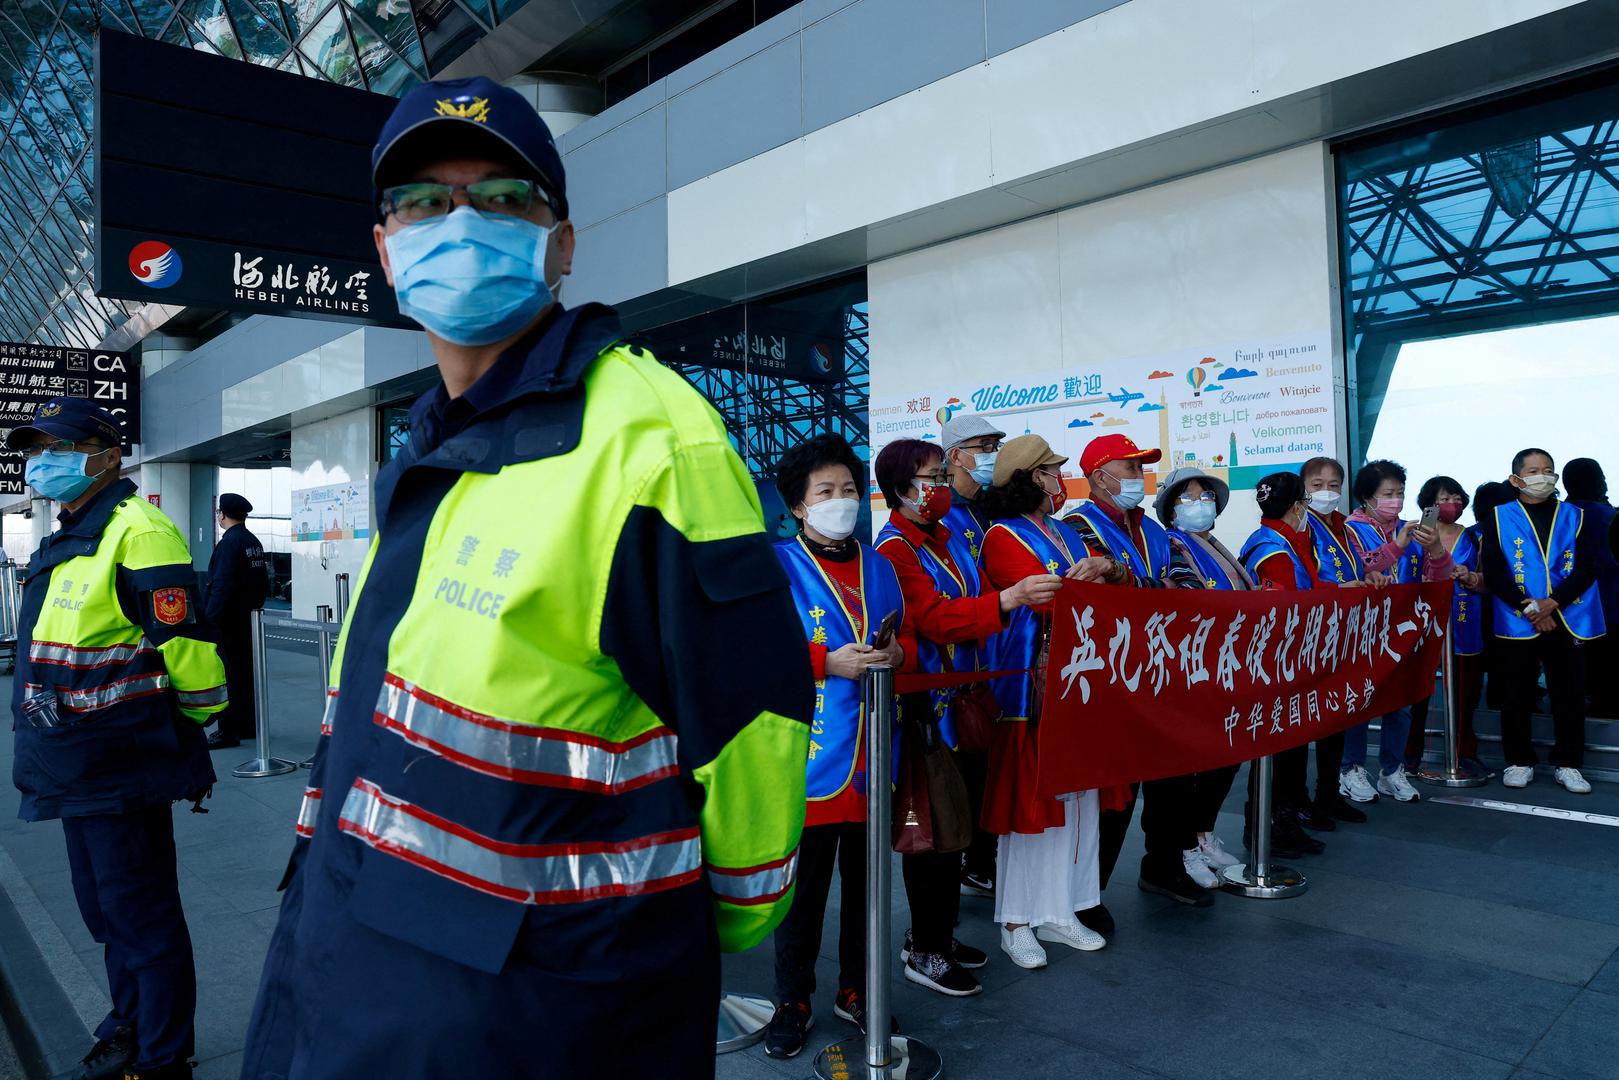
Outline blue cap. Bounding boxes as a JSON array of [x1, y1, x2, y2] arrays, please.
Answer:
[[5, 397, 123, 450], [372, 76, 568, 220]]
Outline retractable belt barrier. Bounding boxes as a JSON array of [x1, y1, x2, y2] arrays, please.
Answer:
[[232, 609, 339, 780]]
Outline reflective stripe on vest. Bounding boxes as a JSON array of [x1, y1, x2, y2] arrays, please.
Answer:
[[707, 848, 799, 907], [319, 687, 337, 737], [295, 787, 321, 838], [29, 639, 157, 669], [38, 672, 170, 713], [373, 673, 680, 793], [337, 778, 703, 905]]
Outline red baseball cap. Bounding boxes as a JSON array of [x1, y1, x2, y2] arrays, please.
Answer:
[[1079, 433, 1162, 475]]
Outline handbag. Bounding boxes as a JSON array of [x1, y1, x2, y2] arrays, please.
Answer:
[[892, 694, 974, 854], [940, 644, 1000, 754]]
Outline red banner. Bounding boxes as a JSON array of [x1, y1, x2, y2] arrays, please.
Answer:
[[1036, 580, 1453, 796]]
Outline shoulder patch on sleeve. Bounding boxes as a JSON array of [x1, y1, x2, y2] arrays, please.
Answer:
[[152, 587, 194, 626]]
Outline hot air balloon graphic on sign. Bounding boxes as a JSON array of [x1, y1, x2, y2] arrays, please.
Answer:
[[1186, 366, 1207, 397]]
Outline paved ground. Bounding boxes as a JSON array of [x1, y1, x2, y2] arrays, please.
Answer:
[[0, 637, 1616, 1079]]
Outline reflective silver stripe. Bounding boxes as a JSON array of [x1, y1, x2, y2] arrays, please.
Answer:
[[175, 684, 228, 707], [319, 688, 337, 737], [29, 639, 155, 669], [295, 788, 322, 838], [54, 673, 170, 712], [337, 779, 703, 905], [707, 849, 799, 906], [374, 674, 678, 793]]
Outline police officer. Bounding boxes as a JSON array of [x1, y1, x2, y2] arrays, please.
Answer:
[[6, 398, 228, 1080], [241, 78, 812, 1079], [203, 493, 269, 749]]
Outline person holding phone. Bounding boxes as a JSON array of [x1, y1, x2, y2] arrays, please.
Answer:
[[976, 435, 1116, 971], [766, 434, 912, 1059], [1340, 460, 1453, 805], [1479, 449, 1605, 794]]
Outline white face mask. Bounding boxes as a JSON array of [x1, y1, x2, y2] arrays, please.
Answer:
[[803, 498, 860, 541], [1307, 490, 1339, 514], [1517, 474, 1558, 499], [1175, 501, 1217, 534]]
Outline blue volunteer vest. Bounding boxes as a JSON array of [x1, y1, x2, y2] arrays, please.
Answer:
[[1306, 511, 1363, 584], [984, 515, 1085, 721], [1345, 518, 1422, 583], [876, 521, 988, 749], [775, 537, 907, 798], [1490, 500, 1606, 641], [1239, 526, 1315, 590], [943, 500, 992, 565], [1450, 527, 1485, 656], [1168, 529, 1242, 591], [1063, 501, 1171, 581]]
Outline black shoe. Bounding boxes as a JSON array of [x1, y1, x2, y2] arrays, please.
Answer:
[[1272, 813, 1326, 856], [834, 987, 899, 1035], [900, 928, 988, 970], [1137, 859, 1215, 908], [1317, 792, 1367, 824], [1292, 802, 1337, 832], [763, 1002, 812, 1059], [122, 1065, 194, 1080], [902, 950, 982, 997], [205, 730, 239, 750], [1076, 903, 1115, 937], [74, 1029, 135, 1080], [959, 868, 994, 897]]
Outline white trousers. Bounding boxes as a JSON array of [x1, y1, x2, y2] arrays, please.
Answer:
[[994, 790, 1101, 929]]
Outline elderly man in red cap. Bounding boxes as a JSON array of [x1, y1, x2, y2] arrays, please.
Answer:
[[1060, 434, 1216, 919]]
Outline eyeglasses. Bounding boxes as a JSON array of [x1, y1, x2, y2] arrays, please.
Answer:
[[961, 438, 1003, 454], [913, 472, 950, 487], [1176, 492, 1217, 505], [381, 179, 554, 224], [21, 439, 104, 460]]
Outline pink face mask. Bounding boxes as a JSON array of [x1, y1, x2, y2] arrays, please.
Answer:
[[1374, 497, 1403, 522]]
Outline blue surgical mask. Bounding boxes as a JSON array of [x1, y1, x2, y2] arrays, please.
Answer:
[[385, 206, 559, 346], [1176, 501, 1217, 534], [26, 448, 108, 502], [968, 452, 997, 487], [1112, 477, 1147, 510]]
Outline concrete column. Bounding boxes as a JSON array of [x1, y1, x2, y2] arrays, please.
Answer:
[[503, 73, 601, 140]]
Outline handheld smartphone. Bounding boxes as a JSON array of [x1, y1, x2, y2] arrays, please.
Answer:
[[1419, 504, 1440, 532], [873, 609, 899, 649]]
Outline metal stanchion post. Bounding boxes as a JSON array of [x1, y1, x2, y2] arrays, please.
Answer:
[[334, 573, 351, 626], [814, 666, 943, 1080], [1418, 636, 1488, 787], [233, 609, 297, 778], [301, 605, 335, 770], [1221, 755, 1306, 898]]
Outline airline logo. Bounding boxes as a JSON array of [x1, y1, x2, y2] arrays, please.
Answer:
[[129, 241, 182, 288]]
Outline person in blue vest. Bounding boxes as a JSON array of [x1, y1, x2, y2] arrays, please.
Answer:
[[1297, 456, 1377, 830], [939, 413, 1008, 896], [1238, 472, 1330, 860], [1405, 476, 1489, 773], [1154, 467, 1250, 886], [1563, 458, 1619, 718], [767, 433, 910, 1058], [873, 437, 1059, 998], [1479, 448, 1605, 794], [1061, 434, 1214, 911], [1341, 459, 1451, 805], [976, 435, 1116, 969]]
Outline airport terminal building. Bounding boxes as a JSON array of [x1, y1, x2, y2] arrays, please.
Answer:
[[2, 0, 1618, 613]]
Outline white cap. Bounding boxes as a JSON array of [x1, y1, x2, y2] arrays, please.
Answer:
[[940, 414, 1006, 453]]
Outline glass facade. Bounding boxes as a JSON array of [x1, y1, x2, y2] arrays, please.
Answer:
[[0, 0, 536, 347]]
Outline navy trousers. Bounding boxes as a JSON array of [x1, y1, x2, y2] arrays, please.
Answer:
[[61, 803, 197, 1070]]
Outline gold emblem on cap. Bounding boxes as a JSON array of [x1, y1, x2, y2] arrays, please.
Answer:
[[435, 97, 490, 123], [37, 402, 61, 418]]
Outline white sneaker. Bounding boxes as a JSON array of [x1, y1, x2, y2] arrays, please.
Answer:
[[1182, 847, 1219, 888], [1377, 766, 1421, 803], [1555, 767, 1592, 794], [1000, 925, 1048, 969], [1502, 765, 1534, 789], [1339, 765, 1379, 803], [1198, 833, 1242, 871], [1036, 922, 1106, 952]]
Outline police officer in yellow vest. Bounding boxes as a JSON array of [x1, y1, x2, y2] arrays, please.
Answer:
[[241, 77, 813, 1079], [7, 397, 228, 1080]]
